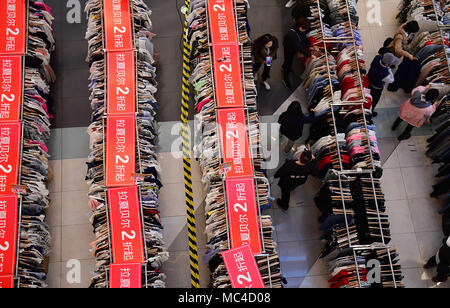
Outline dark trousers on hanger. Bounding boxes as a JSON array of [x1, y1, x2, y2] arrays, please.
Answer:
[[392, 116, 414, 136], [253, 62, 271, 81]]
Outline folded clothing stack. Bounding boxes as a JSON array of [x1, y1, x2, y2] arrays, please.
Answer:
[[17, 0, 55, 288], [84, 0, 168, 288], [187, 0, 282, 288]]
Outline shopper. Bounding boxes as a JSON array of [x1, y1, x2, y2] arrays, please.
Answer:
[[387, 20, 420, 60], [282, 17, 314, 91], [424, 236, 450, 283], [274, 150, 318, 210], [278, 101, 314, 153], [391, 85, 440, 140], [368, 52, 399, 117], [252, 34, 279, 90]]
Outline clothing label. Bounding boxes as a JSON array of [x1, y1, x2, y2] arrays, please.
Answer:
[[109, 263, 142, 288], [222, 245, 265, 288], [105, 115, 135, 187], [0, 56, 22, 122], [106, 51, 136, 115], [225, 178, 262, 254], [217, 108, 254, 179], [0, 195, 18, 277], [212, 44, 245, 108], [0, 0, 26, 54], [0, 275, 14, 288], [107, 186, 145, 264], [0, 122, 21, 195], [207, 0, 238, 44], [103, 0, 133, 51]]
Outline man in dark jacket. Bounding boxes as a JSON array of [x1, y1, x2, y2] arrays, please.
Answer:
[[424, 236, 450, 283], [282, 17, 313, 91], [278, 101, 314, 153], [368, 52, 398, 117], [274, 150, 318, 210]]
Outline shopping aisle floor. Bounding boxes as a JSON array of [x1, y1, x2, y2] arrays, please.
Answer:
[[44, 0, 448, 288]]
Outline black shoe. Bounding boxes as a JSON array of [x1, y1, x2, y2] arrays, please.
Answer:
[[276, 199, 289, 211], [372, 111, 378, 117], [397, 132, 411, 141]]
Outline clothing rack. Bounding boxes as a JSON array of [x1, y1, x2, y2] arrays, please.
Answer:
[[85, 0, 168, 288], [186, 0, 281, 288], [0, 0, 56, 288], [298, 0, 404, 287]]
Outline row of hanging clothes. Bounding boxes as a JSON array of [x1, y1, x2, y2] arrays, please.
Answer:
[[12, 0, 56, 288], [428, 91, 450, 236], [398, 0, 450, 258], [187, 0, 282, 288], [292, 0, 404, 287], [84, 0, 168, 288], [390, 0, 450, 94]]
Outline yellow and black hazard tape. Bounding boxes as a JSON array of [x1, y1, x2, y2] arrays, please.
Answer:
[[180, 0, 200, 289]]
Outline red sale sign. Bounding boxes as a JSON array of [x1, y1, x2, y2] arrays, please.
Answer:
[[0, 195, 18, 276], [109, 263, 142, 288], [217, 108, 254, 179], [0, 0, 26, 54], [105, 115, 135, 187], [212, 44, 244, 108], [103, 0, 133, 51], [107, 51, 136, 115], [222, 245, 265, 288], [107, 186, 145, 264], [0, 122, 21, 195], [207, 0, 238, 44], [0, 55, 22, 122], [0, 275, 14, 288], [225, 178, 262, 254]]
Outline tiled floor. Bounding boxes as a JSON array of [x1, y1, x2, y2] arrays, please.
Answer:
[[43, 0, 448, 288]]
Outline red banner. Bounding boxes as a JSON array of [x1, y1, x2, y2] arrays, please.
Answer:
[[222, 245, 265, 288], [0, 56, 22, 122], [0, 122, 21, 195], [213, 44, 244, 108], [207, 0, 238, 44], [109, 263, 142, 288], [107, 51, 136, 115], [0, 195, 18, 277], [217, 108, 254, 179], [103, 0, 133, 51], [225, 178, 261, 254], [0, 275, 14, 288], [0, 0, 26, 54], [105, 115, 135, 187], [107, 186, 145, 264]]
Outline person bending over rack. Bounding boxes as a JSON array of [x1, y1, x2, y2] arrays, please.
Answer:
[[274, 149, 318, 211], [391, 84, 440, 141]]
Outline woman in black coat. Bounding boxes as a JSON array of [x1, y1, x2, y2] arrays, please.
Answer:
[[252, 34, 279, 90], [424, 236, 450, 283], [278, 101, 314, 153]]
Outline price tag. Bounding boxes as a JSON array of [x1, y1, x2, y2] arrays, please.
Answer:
[[222, 245, 265, 288]]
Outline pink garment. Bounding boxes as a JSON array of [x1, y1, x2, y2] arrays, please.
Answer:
[[28, 140, 48, 153], [89, 199, 102, 210], [398, 86, 436, 127]]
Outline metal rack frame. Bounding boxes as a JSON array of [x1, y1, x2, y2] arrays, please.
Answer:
[[313, 0, 399, 288]]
